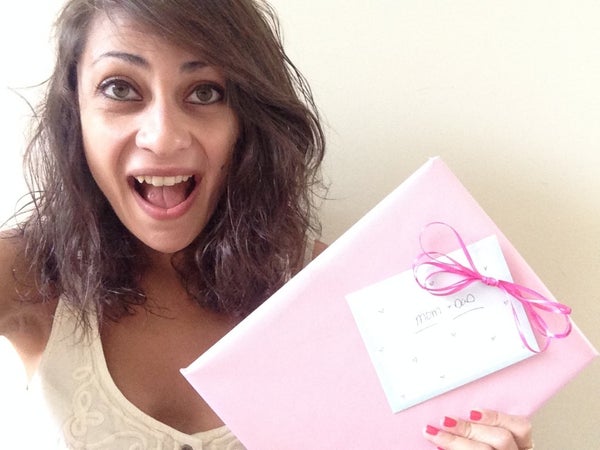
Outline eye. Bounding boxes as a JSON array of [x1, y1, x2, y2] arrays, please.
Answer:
[[187, 83, 224, 105], [98, 78, 142, 101]]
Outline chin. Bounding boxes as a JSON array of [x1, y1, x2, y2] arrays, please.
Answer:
[[137, 232, 198, 256]]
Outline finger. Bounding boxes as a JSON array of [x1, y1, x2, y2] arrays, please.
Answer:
[[423, 424, 493, 450], [469, 409, 533, 449], [437, 415, 518, 450]]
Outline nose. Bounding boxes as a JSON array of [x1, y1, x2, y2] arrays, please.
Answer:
[[135, 98, 192, 156]]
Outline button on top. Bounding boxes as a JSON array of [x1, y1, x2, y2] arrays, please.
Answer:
[[181, 445, 194, 450]]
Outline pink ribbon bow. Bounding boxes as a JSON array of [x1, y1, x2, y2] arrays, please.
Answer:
[[412, 222, 572, 353]]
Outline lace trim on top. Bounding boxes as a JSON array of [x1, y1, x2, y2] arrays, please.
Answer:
[[35, 298, 245, 450]]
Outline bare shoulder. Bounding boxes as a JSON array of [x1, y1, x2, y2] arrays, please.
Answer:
[[0, 230, 56, 372], [311, 239, 328, 259]]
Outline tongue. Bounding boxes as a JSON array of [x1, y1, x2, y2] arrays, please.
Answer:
[[141, 183, 188, 209]]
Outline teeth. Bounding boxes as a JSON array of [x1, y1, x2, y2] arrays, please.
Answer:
[[134, 175, 192, 186]]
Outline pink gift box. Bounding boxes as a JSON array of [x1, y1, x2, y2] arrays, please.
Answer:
[[182, 157, 598, 449]]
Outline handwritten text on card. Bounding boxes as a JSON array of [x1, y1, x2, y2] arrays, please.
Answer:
[[346, 235, 538, 413]]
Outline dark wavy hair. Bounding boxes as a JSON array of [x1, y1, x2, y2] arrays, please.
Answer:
[[18, 0, 325, 326]]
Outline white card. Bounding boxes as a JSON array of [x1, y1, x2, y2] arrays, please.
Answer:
[[346, 235, 538, 413]]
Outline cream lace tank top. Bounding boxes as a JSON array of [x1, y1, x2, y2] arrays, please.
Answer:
[[30, 297, 246, 450]]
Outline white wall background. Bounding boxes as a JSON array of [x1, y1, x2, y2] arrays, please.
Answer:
[[1, 1, 598, 449], [0, 3, 64, 446], [0, 2, 60, 223]]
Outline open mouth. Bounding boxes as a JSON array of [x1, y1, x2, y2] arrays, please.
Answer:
[[132, 175, 197, 209]]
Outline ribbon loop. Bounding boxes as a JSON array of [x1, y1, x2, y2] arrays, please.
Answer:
[[413, 222, 572, 353]]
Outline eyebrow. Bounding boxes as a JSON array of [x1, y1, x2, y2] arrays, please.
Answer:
[[93, 51, 148, 67], [93, 51, 209, 73], [180, 60, 209, 73]]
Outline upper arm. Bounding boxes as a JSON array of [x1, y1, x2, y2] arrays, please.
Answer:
[[0, 231, 24, 337], [0, 232, 53, 372]]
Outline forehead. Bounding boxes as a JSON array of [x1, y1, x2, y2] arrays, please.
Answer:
[[81, 12, 199, 64]]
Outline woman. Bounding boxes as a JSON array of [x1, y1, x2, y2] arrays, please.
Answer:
[[0, 0, 533, 448]]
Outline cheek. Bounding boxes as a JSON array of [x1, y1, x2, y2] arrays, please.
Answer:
[[211, 150, 234, 199], [80, 109, 103, 172], [81, 131, 107, 186], [80, 111, 128, 173], [81, 133, 102, 185], [213, 115, 239, 175], [207, 131, 238, 205], [80, 124, 124, 198], [226, 115, 241, 163]]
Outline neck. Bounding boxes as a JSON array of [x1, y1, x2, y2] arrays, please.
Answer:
[[137, 245, 189, 308]]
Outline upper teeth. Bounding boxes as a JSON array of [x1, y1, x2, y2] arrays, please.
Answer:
[[134, 175, 192, 187]]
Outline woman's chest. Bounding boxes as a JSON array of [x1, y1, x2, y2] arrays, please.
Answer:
[[100, 305, 237, 434]]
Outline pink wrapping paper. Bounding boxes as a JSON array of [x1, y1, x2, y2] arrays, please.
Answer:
[[182, 157, 598, 449]]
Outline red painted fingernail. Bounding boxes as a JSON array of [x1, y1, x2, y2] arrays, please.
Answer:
[[470, 410, 483, 421], [425, 425, 440, 436], [443, 416, 458, 427]]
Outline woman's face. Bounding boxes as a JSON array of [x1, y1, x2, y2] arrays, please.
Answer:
[[77, 13, 239, 254]]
